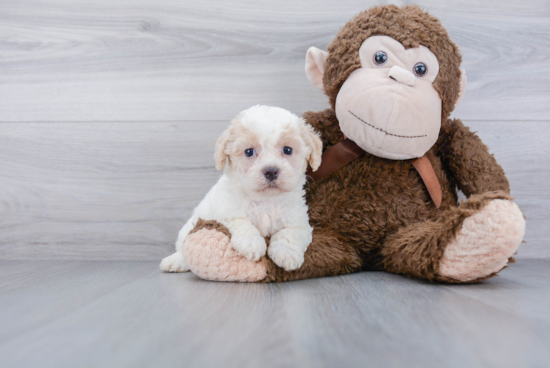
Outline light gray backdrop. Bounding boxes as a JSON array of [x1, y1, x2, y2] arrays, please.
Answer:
[[1, 0, 548, 260]]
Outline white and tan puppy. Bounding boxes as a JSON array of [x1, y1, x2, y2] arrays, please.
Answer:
[[160, 105, 322, 273]]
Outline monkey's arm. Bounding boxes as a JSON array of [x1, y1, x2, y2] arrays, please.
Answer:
[[302, 108, 344, 148], [437, 118, 510, 197]]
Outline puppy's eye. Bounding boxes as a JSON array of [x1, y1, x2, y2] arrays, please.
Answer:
[[283, 147, 292, 155], [413, 62, 427, 77], [244, 148, 255, 157], [373, 51, 387, 65]]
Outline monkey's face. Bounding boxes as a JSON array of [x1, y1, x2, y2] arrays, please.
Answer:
[[335, 36, 441, 160], [306, 34, 466, 160]]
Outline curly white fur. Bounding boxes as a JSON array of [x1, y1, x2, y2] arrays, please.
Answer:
[[160, 105, 322, 273]]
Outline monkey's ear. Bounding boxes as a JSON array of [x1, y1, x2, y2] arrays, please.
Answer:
[[214, 129, 231, 170], [455, 68, 467, 106], [305, 47, 329, 91]]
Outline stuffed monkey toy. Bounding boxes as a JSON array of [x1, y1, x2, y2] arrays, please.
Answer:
[[180, 5, 526, 283]]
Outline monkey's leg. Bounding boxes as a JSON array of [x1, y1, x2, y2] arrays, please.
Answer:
[[381, 191, 525, 283], [262, 227, 363, 282], [183, 219, 362, 282]]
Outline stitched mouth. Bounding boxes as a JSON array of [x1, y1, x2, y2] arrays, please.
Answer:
[[348, 110, 427, 139]]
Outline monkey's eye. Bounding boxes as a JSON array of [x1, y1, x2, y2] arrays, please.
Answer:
[[283, 146, 292, 155], [244, 148, 255, 157], [413, 62, 428, 77], [373, 51, 388, 65]]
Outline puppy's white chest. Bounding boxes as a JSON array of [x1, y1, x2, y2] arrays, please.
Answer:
[[246, 200, 285, 237]]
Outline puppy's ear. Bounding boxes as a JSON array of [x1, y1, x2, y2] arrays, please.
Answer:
[[214, 129, 231, 170], [301, 122, 323, 172]]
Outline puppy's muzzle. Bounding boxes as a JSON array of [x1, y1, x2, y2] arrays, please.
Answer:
[[262, 166, 279, 181]]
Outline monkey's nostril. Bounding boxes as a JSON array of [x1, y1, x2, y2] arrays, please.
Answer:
[[389, 76, 397, 82], [263, 166, 279, 181]]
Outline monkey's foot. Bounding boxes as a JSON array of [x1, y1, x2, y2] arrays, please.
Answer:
[[439, 199, 525, 282], [184, 221, 267, 282]]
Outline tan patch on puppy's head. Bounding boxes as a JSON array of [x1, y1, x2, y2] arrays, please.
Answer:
[[300, 124, 323, 172], [214, 130, 231, 170]]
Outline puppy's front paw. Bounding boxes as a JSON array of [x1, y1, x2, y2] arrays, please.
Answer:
[[160, 252, 190, 273], [231, 235, 267, 261], [268, 239, 305, 271]]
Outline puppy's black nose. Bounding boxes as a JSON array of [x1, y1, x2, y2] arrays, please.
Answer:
[[263, 166, 279, 181]]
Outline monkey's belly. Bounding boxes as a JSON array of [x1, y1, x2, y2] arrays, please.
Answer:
[[306, 154, 453, 250]]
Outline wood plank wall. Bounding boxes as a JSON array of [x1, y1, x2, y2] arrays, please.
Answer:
[[1, 0, 549, 260]]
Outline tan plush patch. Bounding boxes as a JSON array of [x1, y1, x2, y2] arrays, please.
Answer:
[[439, 200, 526, 282], [184, 228, 267, 282], [335, 36, 443, 160]]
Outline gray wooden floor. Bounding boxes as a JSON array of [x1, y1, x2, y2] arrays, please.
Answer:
[[1, 259, 549, 368]]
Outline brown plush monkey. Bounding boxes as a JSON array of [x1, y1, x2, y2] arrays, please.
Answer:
[[180, 5, 525, 283]]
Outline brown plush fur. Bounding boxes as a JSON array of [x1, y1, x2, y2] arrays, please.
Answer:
[[381, 191, 512, 283], [290, 108, 510, 282], [267, 5, 511, 283], [187, 5, 515, 284], [189, 218, 231, 238], [262, 227, 362, 282]]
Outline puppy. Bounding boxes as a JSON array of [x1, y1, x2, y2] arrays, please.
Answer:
[[160, 105, 323, 273]]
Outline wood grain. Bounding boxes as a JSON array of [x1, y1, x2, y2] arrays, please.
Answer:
[[0, 121, 226, 260], [0, 0, 548, 122], [467, 121, 550, 258], [0, 0, 547, 259], [0, 120, 547, 260], [0, 260, 549, 367]]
